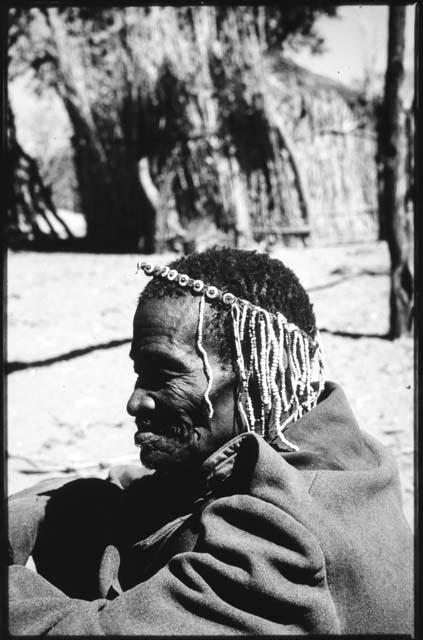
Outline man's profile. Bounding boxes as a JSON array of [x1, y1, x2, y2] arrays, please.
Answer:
[[8, 247, 413, 635]]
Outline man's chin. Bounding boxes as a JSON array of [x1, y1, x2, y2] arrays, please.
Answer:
[[139, 447, 163, 470], [138, 441, 193, 473]]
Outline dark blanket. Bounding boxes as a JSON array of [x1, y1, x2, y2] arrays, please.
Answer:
[[8, 383, 413, 635]]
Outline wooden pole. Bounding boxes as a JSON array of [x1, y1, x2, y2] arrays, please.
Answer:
[[381, 6, 413, 338]]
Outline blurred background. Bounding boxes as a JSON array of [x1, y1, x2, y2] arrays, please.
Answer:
[[7, 6, 415, 527]]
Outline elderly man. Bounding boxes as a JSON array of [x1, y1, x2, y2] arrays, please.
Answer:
[[8, 248, 412, 635]]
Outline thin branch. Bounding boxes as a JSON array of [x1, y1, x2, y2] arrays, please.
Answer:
[[271, 112, 311, 223], [8, 452, 140, 474]]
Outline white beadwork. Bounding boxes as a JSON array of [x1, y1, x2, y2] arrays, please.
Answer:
[[193, 279, 204, 292], [178, 274, 189, 286], [167, 269, 178, 281], [138, 258, 326, 449], [206, 286, 218, 299], [196, 294, 214, 419], [223, 292, 236, 306]]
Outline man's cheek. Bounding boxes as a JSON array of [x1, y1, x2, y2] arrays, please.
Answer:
[[163, 379, 201, 416]]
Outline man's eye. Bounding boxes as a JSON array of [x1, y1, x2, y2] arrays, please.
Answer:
[[136, 370, 174, 389]]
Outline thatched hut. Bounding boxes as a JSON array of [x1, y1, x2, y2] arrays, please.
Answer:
[[254, 56, 379, 246], [10, 7, 387, 251], [150, 54, 380, 251]]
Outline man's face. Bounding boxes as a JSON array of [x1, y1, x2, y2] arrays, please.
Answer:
[[127, 295, 242, 473]]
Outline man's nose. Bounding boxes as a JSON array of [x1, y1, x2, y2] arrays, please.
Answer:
[[126, 388, 156, 416]]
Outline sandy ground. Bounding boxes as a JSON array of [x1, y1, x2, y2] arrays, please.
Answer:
[[7, 241, 414, 529]]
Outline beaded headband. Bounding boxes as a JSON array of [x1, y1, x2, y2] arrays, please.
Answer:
[[137, 262, 316, 340], [137, 260, 325, 451]]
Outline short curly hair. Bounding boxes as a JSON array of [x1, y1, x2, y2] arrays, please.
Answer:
[[139, 247, 316, 364]]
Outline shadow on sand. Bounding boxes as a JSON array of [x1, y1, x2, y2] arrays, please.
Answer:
[[7, 327, 391, 375], [320, 328, 389, 340], [7, 338, 132, 374]]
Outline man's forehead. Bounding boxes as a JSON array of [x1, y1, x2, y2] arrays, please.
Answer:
[[132, 296, 206, 351]]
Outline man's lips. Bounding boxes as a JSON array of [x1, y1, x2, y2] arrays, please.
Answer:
[[134, 430, 158, 446], [135, 417, 156, 435], [134, 416, 192, 445], [134, 417, 175, 444]]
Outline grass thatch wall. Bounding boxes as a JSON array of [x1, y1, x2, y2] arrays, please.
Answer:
[[154, 53, 380, 249], [264, 57, 379, 245]]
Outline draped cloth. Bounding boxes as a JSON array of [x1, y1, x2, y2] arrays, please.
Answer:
[[8, 383, 413, 635]]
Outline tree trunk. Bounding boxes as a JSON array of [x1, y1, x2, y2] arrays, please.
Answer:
[[381, 6, 413, 338], [44, 8, 150, 252]]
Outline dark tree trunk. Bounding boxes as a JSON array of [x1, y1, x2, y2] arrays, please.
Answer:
[[71, 134, 147, 252], [381, 6, 413, 338], [43, 8, 154, 253]]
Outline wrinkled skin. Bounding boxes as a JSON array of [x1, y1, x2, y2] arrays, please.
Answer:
[[127, 296, 245, 474]]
